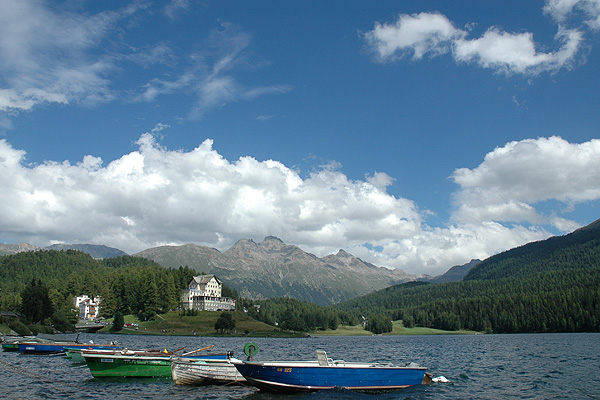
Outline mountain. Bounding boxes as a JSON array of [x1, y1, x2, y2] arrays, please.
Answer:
[[135, 236, 419, 305], [43, 244, 128, 259], [464, 218, 600, 281], [0, 243, 39, 256], [428, 259, 481, 283]]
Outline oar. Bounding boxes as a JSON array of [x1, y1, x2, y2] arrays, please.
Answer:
[[167, 347, 186, 355], [182, 345, 214, 356]]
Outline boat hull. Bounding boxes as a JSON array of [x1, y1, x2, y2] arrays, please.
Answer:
[[171, 358, 246, 385], [83, 352, 230, 378], [2, 343, 20, 352], [84, 353, 173, 378], [18, 342, 120, 355], [234, 361, 427, 393]]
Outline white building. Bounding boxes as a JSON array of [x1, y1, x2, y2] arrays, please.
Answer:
[[181, 275, 236, 312], [74, 295, 101, 320]]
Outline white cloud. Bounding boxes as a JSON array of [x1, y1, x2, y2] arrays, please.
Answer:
[[1, 132, 596, 276], [364, 12, 464, 61], [451, 136, 600, 228], [0, 0, 141, 112], [454, 27, 582, 74], [544, 0, 600, 29], [134, 22, 292, 119], [0, 2, 290, 122], [364, 6, 586, 75]]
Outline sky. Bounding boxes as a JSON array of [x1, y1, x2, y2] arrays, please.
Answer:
[[1, 0, 599, 276]]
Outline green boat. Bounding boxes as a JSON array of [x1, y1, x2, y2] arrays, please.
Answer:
[[83, 351, 174, 378], [82, 348, 230, 378]]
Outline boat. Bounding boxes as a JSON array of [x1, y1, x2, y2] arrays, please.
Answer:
[[232, 350, 429, 393], [17, 340, 120, 355], [171, 357, 246, 385], [82, 347, 232, 378], [65, 347, 130, 363], [2, 335, 57, 352]]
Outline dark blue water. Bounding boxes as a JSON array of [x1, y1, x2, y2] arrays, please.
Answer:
[[1, 333, 598, 399]]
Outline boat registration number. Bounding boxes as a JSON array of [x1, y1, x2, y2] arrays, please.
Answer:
[[276, 368, 292, 373]]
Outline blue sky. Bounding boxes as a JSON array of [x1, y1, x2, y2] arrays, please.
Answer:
[[1, 0, 599, 276]]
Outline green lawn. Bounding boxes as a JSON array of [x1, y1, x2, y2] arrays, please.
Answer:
[[311, 320, 480, 336]]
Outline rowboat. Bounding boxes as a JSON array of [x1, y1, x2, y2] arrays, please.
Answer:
[[82, 347, 231, 378], [171, 357, 246, 385], [2, 335, 57, 352], [232, 350, 429, 393], [17, 340, 120, 355], [65, 347, 133, 363]]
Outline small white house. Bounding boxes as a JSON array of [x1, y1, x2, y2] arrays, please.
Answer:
[[181, 275, 236, 312], [74, 295, 101, 320]]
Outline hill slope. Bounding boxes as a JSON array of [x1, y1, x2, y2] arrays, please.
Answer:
[[464, 218, 600, 281], [335, 218, 600, 333], [135, 236, 418, 305]]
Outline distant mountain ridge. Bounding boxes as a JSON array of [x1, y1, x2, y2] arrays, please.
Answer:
[[44, 244, 128, 259], [0, 243, 39, 256], [135, 236, 419, 305], [428, 259, 481, 283], [0, 243, 127, 259]]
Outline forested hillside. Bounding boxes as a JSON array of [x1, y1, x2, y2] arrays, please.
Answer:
[[464, 218, 600, 280], [0, 250, 205, 330], [335, 219, 600, 333]]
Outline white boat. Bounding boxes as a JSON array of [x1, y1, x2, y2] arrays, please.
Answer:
[[171, 357, 246, 385]]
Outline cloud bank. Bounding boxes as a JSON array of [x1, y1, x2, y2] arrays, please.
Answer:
[[1, 131, 597, 275], [364, 0, 600, 74]]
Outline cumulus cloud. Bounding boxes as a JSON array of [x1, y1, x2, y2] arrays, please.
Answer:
[[0, 130, 423, 265], [364, 2, 589, 75], [1, 131, 597, 276], [364, 12, 465, 61], [451, 136, 600, 227]]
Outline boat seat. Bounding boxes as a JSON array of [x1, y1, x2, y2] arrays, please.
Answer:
[[316, 350, 333, 366]]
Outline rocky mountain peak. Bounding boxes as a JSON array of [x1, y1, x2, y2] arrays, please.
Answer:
[[335, 249, 352, 258]]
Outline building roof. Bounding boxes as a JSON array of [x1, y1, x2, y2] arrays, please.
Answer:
[[192, 274, 221, 285]]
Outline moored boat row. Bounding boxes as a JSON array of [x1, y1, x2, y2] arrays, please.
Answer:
[[3, 335, 434, 393]]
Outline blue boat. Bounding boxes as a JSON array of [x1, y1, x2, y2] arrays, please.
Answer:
[[232, 350, 429, 393], [18, 341, 120, 355]]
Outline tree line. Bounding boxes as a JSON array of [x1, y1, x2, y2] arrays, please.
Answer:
[[335, 267, 600, 333], [240, 297, 359, 332], [0, 250, 200, 332]]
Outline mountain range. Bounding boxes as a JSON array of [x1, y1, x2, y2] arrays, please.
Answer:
[[134, 236, 420, 305]]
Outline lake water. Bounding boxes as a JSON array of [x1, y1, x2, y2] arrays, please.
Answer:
[[1, 333, 598, 399]]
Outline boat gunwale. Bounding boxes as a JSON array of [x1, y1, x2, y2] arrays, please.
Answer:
[[238, 360, 427, 370]]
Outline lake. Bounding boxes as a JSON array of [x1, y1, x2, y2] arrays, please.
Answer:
[[1, 333, 598, 399]]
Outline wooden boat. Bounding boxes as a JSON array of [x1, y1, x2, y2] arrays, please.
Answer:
[[82, 347, 231, 378], [171, 357, 246, 385], [232, 350, 428, 393]]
